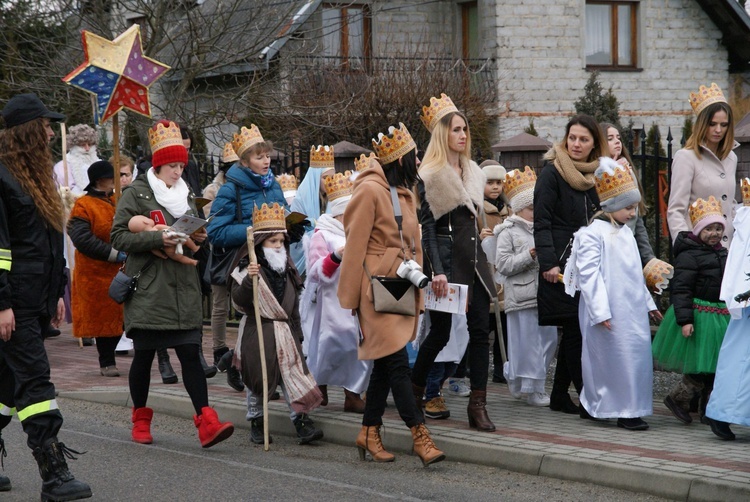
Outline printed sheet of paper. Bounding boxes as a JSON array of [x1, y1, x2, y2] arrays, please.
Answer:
[[424, 282, 468, 315]]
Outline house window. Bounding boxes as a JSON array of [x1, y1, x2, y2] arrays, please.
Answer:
[[321, 4, 371, 68], [585, 1, 638, 69], [461, 2, 479, 61]]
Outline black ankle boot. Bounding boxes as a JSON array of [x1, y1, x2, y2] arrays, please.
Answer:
[[213, 347, 229, 368], [32, 439, 91, 501], [0, 433, 10, 492], [157, 348, 178, 384], [549, 393, 579, 414], [199, 345, 217, 378], [293, 414, 323, 445]]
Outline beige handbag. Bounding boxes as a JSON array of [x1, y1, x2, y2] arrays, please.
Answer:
[[365, 185, 416, 316]]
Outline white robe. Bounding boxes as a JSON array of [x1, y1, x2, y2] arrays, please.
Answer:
[[707, 207, 750, 425], [301, 215, 372, 394], [565, 219, 655, 419], [504, 308, 558, 394]]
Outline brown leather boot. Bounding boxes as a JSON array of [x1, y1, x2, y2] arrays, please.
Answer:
[[410, 423, 445, 467], [318, 385, 328, 406], [356, 425, 394, 462], [467, 389, 496, 432], [344, 390, 365, 414], [412, 383, 425, 413]]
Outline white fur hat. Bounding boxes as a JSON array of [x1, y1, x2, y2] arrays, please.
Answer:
[[480, 160, 507, 181]]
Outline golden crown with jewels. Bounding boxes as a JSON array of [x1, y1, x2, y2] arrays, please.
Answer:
[[504, 166, 536, 202], [310, 145, 335, 169], [354, 152, 377, 172], [643, 258, 674, 295], [276, 174, 298, 193], [420, 93, 459, 133], [252, 202, 287, 234], [148, 121, 182, 153], [741, 178, 750, 206], [232, 125, 264, 158], [689, 196, 722, 227], [689, 83, 727, 115], [222, 142, 239, 163], [595, 164, 638, 203], [323, 170, 354, 201], [371, 123, 417, 165]]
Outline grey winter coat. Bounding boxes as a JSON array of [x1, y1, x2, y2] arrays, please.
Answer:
[[494, 215, 539, 313]]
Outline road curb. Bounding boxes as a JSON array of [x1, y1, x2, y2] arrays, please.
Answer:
[[59, 390, 750, 501]]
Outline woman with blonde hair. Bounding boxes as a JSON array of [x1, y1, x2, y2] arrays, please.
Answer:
[[668, 83, 737, 247], [411, 94, 496, 431]]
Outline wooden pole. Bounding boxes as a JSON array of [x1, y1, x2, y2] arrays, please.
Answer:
[[60, 124, 83, 349], [247, 227, 270, 451], [112, 114, 121, 204]]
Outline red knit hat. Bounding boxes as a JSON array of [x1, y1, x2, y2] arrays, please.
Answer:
[[149, 120, 188, 168]]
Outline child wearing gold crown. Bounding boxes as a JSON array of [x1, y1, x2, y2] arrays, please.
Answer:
[[301, 171, 371, 413], [705, 183, 750, 440], [229, 203, 324, 445], [493, 167, 558, 407], [653, 196, 729, 426], [563, 157, 662, 431]]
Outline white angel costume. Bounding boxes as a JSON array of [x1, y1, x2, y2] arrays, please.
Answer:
[[707, 206, 750, 425], [564, 219, 655, 418], [301, 213, 372, 394]]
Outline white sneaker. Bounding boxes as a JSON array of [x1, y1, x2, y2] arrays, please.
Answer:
[[507, 381, 523, 399], [527, 392, 551, 407], [447, 378, 471, 397]]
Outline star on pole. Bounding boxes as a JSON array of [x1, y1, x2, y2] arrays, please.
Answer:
[[63, 24, 170, 124]]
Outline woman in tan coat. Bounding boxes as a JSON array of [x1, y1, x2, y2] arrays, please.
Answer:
[[338, 123, 444, 467]]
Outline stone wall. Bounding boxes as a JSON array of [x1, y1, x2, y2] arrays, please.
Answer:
[[489, 0, 730, 147]]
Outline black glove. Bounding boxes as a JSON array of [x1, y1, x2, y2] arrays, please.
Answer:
[[288, 220, 309, 243]]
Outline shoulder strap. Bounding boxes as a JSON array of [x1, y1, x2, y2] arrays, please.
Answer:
[[389, 185, 402, 231]]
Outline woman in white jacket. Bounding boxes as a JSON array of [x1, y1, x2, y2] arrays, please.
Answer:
[[495, 167, 558, 406]]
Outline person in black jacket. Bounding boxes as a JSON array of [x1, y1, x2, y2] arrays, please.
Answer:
[[653, 198, 729, 425], [412, 95, 496, 432], [534, 115, 606, 414], [0, 93, 91, 500]]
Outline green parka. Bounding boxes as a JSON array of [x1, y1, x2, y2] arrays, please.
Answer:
[[111, 177, 203, 332]]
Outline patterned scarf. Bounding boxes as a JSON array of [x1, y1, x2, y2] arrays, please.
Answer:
[[248, 169, 275, 189], [552, 143, 599, 191], [234, 273, 322, 414]]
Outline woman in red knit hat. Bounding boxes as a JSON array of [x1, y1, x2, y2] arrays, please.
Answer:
[[111, 120, 234, 448]]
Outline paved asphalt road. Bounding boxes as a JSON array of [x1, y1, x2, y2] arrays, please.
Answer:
[[0, 398, 671, 502]]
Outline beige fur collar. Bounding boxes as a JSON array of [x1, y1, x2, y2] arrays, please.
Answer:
[[419, 160, 486, 220]]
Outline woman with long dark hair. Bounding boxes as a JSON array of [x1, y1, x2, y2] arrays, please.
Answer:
[[338, 123, 444, 467], [534, 114, 607, 414]]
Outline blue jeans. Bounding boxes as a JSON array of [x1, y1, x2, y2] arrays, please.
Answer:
[[425, 361, 457, 400]]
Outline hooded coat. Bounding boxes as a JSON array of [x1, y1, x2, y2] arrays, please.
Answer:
[[337, 164, 423, 360]]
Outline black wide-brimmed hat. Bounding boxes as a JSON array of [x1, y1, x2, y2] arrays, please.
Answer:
[[84, 161, 115, 192], [1, 93, 65, 128]]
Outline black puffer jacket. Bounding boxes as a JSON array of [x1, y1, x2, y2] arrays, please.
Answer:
[[533, 162, 600, 325], [671, 231, 727, 326]]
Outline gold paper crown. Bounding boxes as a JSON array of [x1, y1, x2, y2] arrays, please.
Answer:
[[689, 196, 722, 227], [252, 202, 286, 234], [420, 93, 459, 133], [276, 174, 298, 193], [643, 258, 674, 295], [222, 142, 239, 164], [354, 152, 377, 172], [371, 123, 417, 165], [504, 166, 536, 202], [310, 145, 335, 169], [742, 178, 750, 206], [689, 83, 727, 115], [595, 165, 638, 202], [232, 125, 264, 158], [148, 121, 183, 153], [323, 170, 354, 202]]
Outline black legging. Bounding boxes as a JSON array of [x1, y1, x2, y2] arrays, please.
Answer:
[[95, 335, 121, 368], [129, 343, 208, 414], [412, 278, 491, 391], [362, 346, 423, 428], [551, 321, 583, 398]]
